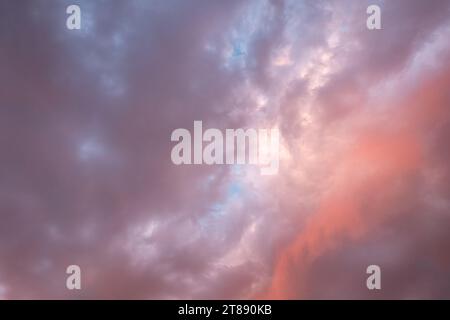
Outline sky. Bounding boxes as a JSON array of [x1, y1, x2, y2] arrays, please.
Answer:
[[1, 0, 450, 299]]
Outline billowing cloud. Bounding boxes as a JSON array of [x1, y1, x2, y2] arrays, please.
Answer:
[[0, 0, 450, 299]]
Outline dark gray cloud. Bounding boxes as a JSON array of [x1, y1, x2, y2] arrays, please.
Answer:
[[1, 0, 450, 299]]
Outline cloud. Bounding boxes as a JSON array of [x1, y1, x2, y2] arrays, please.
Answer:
[[0, 0, 450, 299]]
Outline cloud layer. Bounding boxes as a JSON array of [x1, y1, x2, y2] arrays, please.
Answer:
[[1, 0, 450, 299]]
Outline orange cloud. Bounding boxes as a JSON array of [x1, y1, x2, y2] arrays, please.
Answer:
[[264, 127, 423, 299]]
